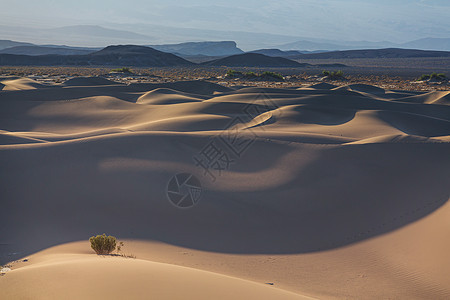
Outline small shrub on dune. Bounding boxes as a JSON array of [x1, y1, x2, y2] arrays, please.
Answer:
[[89, 234, 117, 255]]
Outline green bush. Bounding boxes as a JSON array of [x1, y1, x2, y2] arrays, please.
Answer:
[[419, 74, 430, 81], [225, 70, 283, 80], [226, 69, 242, 77], [334, 70, 344, 77], [244, 71, 257, 77], [261, 71, 284, 80], [111, 67, 132, 73], [419, 73, 446, 81], [323, 70, 344, 79], [89, 234, 117, 255]]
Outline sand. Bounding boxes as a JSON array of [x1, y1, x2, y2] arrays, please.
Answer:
[[0, 77, 449, 299]]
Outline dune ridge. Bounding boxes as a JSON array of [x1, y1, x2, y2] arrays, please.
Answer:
[[0, 79, 449, 299], [2, 248, 311, 300]]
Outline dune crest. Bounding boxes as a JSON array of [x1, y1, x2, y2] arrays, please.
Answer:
[[0, 77, 46, 91], [1, 250, 310, 300]]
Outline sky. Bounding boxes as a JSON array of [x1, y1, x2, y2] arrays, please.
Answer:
[[0, 0, 449, 44]]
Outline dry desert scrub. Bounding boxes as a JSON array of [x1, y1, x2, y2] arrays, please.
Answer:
[[89, 234, 117, 255], [89, 234, 136, 258], [1, 66, 449, 91]]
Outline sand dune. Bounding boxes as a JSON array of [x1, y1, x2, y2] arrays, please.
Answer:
[[0, 77, 47, 91], [0, 79, 449, 299], [2, 247, 309, 300], [335, 83, 386, 95], [397, 91, 450, 105], [137, 88, 208, 105], [62, 76, 121, 87]]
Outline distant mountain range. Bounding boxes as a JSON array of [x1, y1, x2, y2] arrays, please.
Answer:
[[1, 24, 449, 51], [0, 46, 97, 56], [278, 38, 450, 52], [0, 40, 34, 50], [0, 45, 193, 67], [0, 44, 449, 68], [0, 40, 243, 57], [150, 41, 243, 57], [248, 49, 304, 57], [290, 48, 450, 59], [401, 38, 450, 51], [202, 53, 307, 67]]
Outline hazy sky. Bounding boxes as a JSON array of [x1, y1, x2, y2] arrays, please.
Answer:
[[1, 0, 449, 42]]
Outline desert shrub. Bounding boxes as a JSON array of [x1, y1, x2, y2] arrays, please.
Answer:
[[111, 67, 132, 73], [419, 73, 447, 81], [244, 71, 257, 77], [334, 70, 344, 77], [89, 234, 117, 255], [225, 70, 283, 81], [419, 74, 430, 81], [431, 73, 447, 80], [226, 69, 242, 77], [117, 241, 124, 253], [261, 71, 284, 80], [323, 70, 344, 79]]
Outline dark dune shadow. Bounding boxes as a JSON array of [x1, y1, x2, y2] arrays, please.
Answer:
[[62, 76, 121, 87], [150, 142, 450, 254], [216, 89, 450, 122], [390, 91, 450, 104], [287, 106, 357, 126], [376, 110, 450, 137], [299, 93, 450, 121], [1, 135, 449, 263], [0, 80, 231, 103], [308, 82, 338, 90], [337, 84, 386, 95], [1, 85, 450, 264], [228, 86, 362, 98]]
